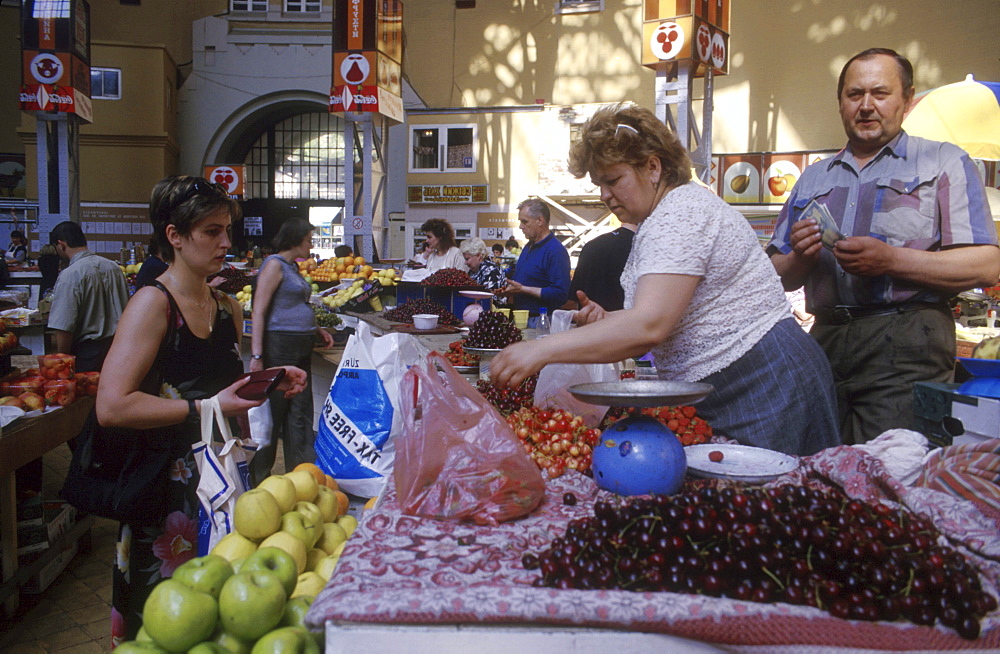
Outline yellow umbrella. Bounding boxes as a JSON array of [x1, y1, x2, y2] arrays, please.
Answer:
[[902, 74, 1000, 160]]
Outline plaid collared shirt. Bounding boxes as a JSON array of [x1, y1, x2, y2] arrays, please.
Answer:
[[768, 131, 996, 314]]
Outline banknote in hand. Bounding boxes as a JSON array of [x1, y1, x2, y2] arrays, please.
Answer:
[[799, 200, 845, 250]]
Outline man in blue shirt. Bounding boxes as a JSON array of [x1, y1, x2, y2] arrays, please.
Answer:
[[500, 198, 570, 319]]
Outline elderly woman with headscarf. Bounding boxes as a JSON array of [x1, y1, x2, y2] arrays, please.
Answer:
[[490, 104, 839, 456]]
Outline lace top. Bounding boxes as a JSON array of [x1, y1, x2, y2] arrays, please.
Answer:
[[621, 182, 791, 381]]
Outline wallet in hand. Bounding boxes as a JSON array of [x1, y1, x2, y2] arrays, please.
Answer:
[[236, 368, 286, 400]]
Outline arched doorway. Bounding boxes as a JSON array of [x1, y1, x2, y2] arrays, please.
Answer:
[[210, 98, 347, 254]]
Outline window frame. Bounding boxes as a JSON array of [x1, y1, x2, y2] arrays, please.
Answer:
[[90, 67, 122, 100], [555, 0, 603, 15], [284, 0, 321, 12], [231, 0, 268, 11], [408, 123, 479, 174]]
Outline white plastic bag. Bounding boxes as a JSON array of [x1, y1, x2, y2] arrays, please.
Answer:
[[314, 321, 429, 497], [534, 309, 619, 427], [193, 396, 256, 555], [247, 400, 273, 448]]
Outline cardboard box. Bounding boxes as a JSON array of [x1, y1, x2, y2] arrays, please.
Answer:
[[16, 495, 44, 525], [913, 382, 999, 447], [16, 502, 77, 557], [22, 540, 79, 594]]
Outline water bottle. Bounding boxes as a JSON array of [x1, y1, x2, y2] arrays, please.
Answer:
[[537, 307, 550, 336]]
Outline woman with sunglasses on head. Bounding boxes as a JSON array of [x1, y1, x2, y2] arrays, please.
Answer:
[[248, 218, 335, 485], [97, 176, 307, 643], [491, 104, 839, 457]]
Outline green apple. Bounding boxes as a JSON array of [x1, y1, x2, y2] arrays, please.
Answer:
[[173, 555, 234, 599], [114, 642, 167, 653], [311, 283, 320, 293], [188, 643, 229, 654], [251, 626, 320, 654], [213, 629, 253, 654], [259, 530, 307, 574], [230, 557, 247, 573], [241, 546, 298, 597], [258, 475, 297, 514], [281, 511, 318, 549], [313, 486, 339, 523], [313, 555, 339, 582], [336, 514, 358, 539], [142, 579, 218, 653], [305, 548, 327, 572], [291, 571, 326, 599], [281, 595, 314, 628], [135, 626, 153, 642], [211, 532, 257, 563], [293, 501, 323, 530], [233, 489, 282, 541], [218, 571, 287, 642], [284, 470, 319, 503]]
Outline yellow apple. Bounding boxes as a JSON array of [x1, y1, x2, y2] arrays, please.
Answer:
[[211, 532, 257, 562], [293, 501, 323, 529], [305, 548, 327, 572], [336, 514, 358, 539], [313, 486, 339, 523], [285, 470, 319, 503], [331, 541, 346, 558], [258, 475, 297, 514], [291, 571, 326, 599], [233, 489, 282, 541], [314, 522, 347, 556], [258, 530, 307, 574], [280, 511, 319, 549], [314, 555, 339, 582]]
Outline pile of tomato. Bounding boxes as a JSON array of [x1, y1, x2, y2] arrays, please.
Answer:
[[601, 405, 713, 446], [507, 406, 601, 479]]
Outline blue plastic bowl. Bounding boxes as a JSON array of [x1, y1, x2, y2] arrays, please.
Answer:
[[591, 416, 687, 496]]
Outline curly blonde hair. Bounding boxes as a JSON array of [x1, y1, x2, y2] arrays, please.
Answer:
[[568, 103, 691, 190]]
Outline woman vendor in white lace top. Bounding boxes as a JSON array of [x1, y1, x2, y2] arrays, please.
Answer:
[[490, 104, 840, 456]]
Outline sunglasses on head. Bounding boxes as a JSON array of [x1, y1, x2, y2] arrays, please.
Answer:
[[179, 179, 228, 204]]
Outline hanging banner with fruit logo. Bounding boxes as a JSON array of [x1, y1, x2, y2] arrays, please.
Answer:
[[19, 0, 93, 122], [640, 0, 729, 76], [331, 0, 404, 123], [204, 165, 245, 199]]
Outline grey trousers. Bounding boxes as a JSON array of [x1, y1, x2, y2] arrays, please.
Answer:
[[249, 330, 317, 484], [811, 305, 955, 446]]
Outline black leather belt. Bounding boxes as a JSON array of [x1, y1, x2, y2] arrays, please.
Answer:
[[814, 302, 947, 325]]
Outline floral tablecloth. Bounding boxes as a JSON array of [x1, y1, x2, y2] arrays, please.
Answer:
[[307, 445, 1000, 650]]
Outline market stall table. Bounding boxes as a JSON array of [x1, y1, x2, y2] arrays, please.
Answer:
[[0, 396, 95, 616], [307, 445, 1000, 652]]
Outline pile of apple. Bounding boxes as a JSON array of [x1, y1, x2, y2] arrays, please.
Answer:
[[117, 464, 356, 652], [116, 549, 321, 653], [215, 465, 356, 588], [0, 320, 19, 355]]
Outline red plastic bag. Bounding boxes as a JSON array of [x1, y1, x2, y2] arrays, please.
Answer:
[[395, 352, 545, 526]]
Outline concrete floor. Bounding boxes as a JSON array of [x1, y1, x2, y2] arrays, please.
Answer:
[[1, 440, 289, 652]]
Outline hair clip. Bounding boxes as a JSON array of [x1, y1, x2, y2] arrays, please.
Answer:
[[615, 123, 639, 136]]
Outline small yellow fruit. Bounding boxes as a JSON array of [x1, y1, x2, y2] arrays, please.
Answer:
[[285, 469, 319, 503]]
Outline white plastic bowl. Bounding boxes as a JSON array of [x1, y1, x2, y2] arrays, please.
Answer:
[[412, 313, 439, 330]]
